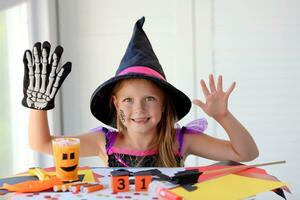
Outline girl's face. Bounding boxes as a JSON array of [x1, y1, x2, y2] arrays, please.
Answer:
[[112, 79, 164, 134]]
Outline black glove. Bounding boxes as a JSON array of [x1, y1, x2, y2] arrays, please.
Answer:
[[22, 41, 72, 110]]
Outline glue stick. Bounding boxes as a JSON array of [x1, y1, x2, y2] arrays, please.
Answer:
[[148, 181, 183, 200]]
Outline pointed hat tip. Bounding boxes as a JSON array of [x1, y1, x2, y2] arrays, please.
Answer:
[[136, 16, 145, 29]]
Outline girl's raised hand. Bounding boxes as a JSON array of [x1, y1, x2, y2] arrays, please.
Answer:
[[22, 41, 72, 110], [193, 74, 236, 120]]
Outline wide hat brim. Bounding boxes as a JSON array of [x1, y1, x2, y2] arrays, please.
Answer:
[[90, 73, 191, 128]]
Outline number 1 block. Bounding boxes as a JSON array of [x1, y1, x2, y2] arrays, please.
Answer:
[[135, 175, 152, 191]]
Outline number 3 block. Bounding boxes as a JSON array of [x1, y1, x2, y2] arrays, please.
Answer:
[[111, 172, 130, 193]]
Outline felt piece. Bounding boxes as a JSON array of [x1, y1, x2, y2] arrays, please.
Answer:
[[171, 169, 202, 185]]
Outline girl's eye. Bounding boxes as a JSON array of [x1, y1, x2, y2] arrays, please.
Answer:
[[146, 96, 156, 101], [122, 98, 133, 102]]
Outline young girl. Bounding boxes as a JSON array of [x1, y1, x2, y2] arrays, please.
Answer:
[[22, 17, 259, 167]]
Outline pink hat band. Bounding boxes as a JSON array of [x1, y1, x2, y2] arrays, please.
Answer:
[[117, 66, 166, 81]]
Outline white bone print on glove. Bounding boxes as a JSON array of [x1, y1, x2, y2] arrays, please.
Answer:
[[22, 41, 72, 110]]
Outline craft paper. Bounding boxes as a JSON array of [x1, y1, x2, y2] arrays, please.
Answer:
[[171, 174, 287, 200]]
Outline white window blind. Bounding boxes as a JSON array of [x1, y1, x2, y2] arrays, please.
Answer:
[[0, 2, 32, 175]]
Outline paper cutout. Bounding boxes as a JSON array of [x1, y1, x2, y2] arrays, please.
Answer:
[[0, 175, 38, 194], [28, 168, 52, 180], [2, 176, 62, 193], [171, 174, 287, 200]]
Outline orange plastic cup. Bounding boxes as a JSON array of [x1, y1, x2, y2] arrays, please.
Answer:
[[52, 138, 80, 182]]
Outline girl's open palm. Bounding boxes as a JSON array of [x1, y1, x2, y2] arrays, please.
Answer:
[[193, 74, 236, 120]]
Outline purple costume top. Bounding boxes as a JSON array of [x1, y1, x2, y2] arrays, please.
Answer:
[[91, 118, 207, 167]]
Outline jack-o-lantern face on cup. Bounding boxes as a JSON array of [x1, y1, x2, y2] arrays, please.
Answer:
[[52, 138, 80, 181]]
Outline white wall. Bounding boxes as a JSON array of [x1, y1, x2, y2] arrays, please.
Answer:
[[208, 1, 300, 198], [57, 0, 299, 199]]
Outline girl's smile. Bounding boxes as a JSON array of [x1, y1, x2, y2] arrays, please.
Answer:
[[131, 117, 150, 123]]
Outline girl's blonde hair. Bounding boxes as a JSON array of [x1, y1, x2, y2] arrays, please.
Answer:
[[110, 78, 181, 167]]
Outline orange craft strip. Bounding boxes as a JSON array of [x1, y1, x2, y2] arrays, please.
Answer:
[[187, 160, 285, 182], [2, 176, 62, 193], [203, 161, 285, 175]]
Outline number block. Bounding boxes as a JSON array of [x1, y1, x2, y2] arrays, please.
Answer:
[[135, 175, 152, 191], [111, 171, 130, 193]]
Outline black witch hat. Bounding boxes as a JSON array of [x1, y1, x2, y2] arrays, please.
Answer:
[[90, 17, 191, 127]]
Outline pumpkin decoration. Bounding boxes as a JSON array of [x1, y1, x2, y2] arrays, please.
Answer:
[[52, 138, 80, 181]]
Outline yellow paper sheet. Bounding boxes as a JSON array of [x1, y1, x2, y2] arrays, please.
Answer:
[[171, 174, 287, 200]]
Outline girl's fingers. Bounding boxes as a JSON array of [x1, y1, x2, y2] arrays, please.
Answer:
[[192, 99, 205, 109], [225, 81, 236, 99], [200, 79, 210, 97], [217, 75, 223, 92], [209, 74, 217, 93]]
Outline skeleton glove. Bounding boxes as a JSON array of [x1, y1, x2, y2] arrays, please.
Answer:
[[22, 41, 72, 110]]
